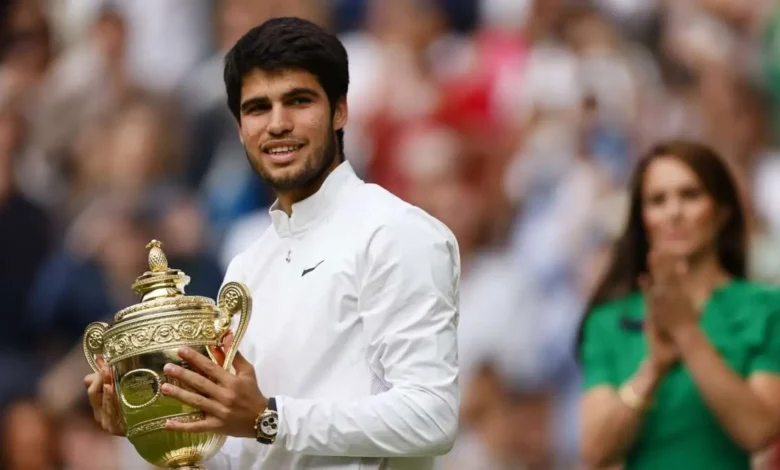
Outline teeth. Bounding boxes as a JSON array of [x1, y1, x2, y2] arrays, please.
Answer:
[[268, 146, 297, 154]]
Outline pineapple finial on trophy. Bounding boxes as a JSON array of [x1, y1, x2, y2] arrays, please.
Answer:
[[146, 240, 169, 272], [130, 239, 190, 302]]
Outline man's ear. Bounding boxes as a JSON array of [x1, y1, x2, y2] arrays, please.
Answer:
[[333, 96, 348, 132], [236, 122, 244, 145]]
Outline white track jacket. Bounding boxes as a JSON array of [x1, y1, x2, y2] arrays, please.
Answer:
[[205, 161, 461, 470]]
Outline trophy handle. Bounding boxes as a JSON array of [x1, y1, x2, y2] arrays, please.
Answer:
[[216, 282, 252, 372], [83, 322, 110, 374]]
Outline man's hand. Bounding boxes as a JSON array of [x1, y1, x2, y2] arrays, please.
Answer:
[[84, 357, 126, 436], [161, 345, 267, 438]]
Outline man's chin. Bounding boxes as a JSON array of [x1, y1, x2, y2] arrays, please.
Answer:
[[254, 162, 301, 188], [266, 175, 309, 191], [249, 142, 336, 193]]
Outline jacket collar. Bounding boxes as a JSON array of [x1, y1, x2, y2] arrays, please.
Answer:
[[269, 161, 361, 237]]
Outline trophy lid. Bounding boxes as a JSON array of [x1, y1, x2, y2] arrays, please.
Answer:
[[131, 240, 191, 301], [111, 240, 216, 323]]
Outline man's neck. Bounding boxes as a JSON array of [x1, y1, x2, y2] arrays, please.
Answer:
[[277, 185, 322, 216], [276, 159, 341, 216]]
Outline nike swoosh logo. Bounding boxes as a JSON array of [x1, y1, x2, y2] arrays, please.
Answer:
[[301, 260, 325, 277]]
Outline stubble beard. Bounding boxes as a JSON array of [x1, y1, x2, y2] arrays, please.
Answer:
[[246, 125, 337, 192]]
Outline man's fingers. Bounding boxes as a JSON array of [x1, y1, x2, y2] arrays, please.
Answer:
[[165, 415, 220, 433], [86, 365, 125, 435], [101, 365, 113, 385], [218, 331, 254, 376], [232, 349, 253, 375], [101, 384, 115, 431], [176, 347, 229, 384], [163, 363, 223, 399], [87, 373, 104, 422], [160, 383, 225, 417], [222, 331, 235, 351], [102, 384, 126, 435], [84, 372, 98, 389], [209, 345, 226, 367]]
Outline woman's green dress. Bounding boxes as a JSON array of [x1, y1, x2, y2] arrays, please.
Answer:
[[580, 280, 780, 470]]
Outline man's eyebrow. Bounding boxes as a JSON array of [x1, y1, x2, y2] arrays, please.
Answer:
[[283, 87, 320, 99], [240, 88, 320, 113], [240, 96, 270, 113]]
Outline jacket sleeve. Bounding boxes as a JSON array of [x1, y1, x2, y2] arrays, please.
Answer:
[[273, 207, 461, 457]]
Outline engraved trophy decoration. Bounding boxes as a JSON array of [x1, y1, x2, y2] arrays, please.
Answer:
[[82, 240, 252, 469]]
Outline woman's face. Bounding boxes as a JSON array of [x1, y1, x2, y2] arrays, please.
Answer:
[[641, 156, 724, 259]]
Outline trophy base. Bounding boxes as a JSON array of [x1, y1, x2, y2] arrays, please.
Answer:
[[173, 466, 204, 470]]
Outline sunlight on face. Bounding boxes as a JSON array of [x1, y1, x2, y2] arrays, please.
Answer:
[[641, 156, 723, 258]]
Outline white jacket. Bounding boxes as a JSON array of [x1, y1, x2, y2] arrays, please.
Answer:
[[206, 161, 461, 470]]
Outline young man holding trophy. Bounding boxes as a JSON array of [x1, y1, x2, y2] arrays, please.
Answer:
[[84, 16, 461, 470]]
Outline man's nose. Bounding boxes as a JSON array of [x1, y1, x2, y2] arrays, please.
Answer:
[[267, 106, 293, 136]]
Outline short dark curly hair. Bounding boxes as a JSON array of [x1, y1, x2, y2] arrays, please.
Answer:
[[223, 17, 350, 157]]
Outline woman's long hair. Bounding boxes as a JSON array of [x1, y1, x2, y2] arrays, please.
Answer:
[[576, 140, 748, 352]]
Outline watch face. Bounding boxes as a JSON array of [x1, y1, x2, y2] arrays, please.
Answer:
[[260, 412, 278, 437]]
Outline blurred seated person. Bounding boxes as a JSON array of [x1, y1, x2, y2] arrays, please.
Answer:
[[0, 94, 51, 410], [27, 197, 154, 356], [447, 364, 554, 470], [1, 398, 139, 470], [0, 0, 53, 102], [0, 399, 57, 470], [57, 404, 136, 470]]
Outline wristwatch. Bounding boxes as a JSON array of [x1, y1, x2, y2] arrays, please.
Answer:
[[254, 397, 278, 444]]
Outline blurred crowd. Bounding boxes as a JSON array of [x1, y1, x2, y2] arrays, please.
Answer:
[[3, 0, 780, 468]]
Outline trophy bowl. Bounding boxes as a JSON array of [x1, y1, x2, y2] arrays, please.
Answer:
[[82, 240, 252, 470]]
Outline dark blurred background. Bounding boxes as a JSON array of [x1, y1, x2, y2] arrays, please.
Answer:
[[2, 0, 780, 469]]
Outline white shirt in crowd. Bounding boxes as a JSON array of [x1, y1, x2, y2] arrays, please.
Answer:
[[206, 161, 461, 470]]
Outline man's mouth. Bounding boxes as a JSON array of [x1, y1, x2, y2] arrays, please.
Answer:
[[262, 141, 305, 162]]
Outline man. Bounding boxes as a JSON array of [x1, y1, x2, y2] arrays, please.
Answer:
[[85, 16, 461, 469]]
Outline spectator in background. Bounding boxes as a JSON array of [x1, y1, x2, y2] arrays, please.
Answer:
[[57, 407, 123, 470], [0, 0, 52, 103], [0, 93, 51, 412], [25, 5, 134, 197], [0, 400, 57, 470], [27, 196, 153, 356], [579, 140, 780, 469]]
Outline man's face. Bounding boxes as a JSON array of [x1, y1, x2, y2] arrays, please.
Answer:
[[237, 68, 347, 192]]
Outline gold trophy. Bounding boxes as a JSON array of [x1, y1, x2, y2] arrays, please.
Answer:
[[82, 240, 252, 469]]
